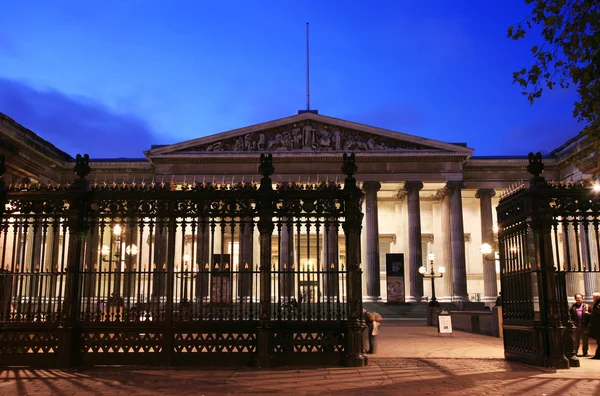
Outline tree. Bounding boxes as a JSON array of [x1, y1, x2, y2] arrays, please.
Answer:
[[508, 0, 600, 144]]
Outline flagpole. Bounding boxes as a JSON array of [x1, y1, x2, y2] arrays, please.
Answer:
[[306, 22, 310, 111]]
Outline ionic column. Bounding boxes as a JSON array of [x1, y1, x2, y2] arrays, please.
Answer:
[[404, 181, 424, 302], [436, 188, 453, 300], [323, 217, 339, 298], [448, 181, 468, 301], [279, 218, 294, 299], [580, 222, 596, 300], [563, 224, 578, 297], [476, 188, 498, 301], [363, 181, 382, 301], [238, 217, 254, 299]]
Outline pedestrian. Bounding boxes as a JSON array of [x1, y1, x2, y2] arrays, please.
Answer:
[[569, 293, 591, 356], [363, 309, 383, 354], [589, 292, 600, 359]]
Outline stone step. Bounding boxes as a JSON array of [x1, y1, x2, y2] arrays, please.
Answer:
[[362, 302, 428, 318]]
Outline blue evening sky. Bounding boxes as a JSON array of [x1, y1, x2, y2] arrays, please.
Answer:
[[0, 0, 583, 159]]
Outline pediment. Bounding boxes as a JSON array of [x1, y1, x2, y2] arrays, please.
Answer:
[[146, 113, 473, 158]]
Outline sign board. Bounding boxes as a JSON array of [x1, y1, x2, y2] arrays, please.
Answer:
[[385, 253, 405, 303], [438, 314, 453, 335]]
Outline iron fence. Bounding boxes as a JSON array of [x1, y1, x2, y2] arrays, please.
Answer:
[[0, 153, 366, 367], [498, 152, 600, 369]]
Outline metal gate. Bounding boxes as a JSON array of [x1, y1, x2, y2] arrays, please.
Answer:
[[0, 153, 366, 368], [497, 152, 600, 368]]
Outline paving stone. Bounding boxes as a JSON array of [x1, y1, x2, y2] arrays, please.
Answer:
[[2, 321, 599, 395]]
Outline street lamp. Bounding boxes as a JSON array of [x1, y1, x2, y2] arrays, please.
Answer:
[[99, 224, 138, 300], [419, 253, 445, 307], [479, 242, 494, 260]]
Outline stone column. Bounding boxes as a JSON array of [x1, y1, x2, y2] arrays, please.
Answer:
[[363, 181, 382, 301], [238, 217, 254, 300], [563, 224, 578, 297], [404, 181, 424, 302], [436, 188, 453, 300], [323, 217, 339, 298], [580, 222, 596, 300], [448, 181, 468, 301], [476, 188, 498, 301], [279, 218, 294, 299]]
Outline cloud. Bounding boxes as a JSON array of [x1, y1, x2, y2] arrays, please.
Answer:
[[0, 78, 156, 158]]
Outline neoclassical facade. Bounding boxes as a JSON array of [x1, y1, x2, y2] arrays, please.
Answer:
[[0, 111, 588, 304]]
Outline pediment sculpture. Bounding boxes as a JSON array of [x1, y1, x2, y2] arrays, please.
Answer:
[[184, 121, 431, 153]]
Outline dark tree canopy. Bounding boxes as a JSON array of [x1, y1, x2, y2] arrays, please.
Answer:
[[508, 0, 600, 143]]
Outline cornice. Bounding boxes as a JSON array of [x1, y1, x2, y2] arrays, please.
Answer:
[[463, 164, 560, 172], [0, 112, 72, 165], [90, 167, 154, 174], [149, 154, 469, 164]]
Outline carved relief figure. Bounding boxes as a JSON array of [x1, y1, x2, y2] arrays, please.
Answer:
[[257, 133, 266, 150], [302, 124, 314, 148], [292, 124, 302, 149], [206, 141, 223, 151], [244, 134, 255, 151], [191, 120, 426, 152], [233, 137, 244, 151], [333, 128, 342, 151], [317, 129, 331, 150], [268, 133, 281, 150]]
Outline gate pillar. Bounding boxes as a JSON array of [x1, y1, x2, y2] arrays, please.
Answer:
[[256, 154, 275, 367], [528, 153, 570, 369], [58, 154, 91, 367], [341, 153, 366, 367]]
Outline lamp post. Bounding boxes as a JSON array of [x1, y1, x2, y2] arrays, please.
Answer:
[[100, 224, 138, 297], [419, 253, 445, 307], [479, 242, 494, 260]]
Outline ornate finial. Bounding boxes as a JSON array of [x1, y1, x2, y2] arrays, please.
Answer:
[[341, 153, 357, 179], [527, 152, 548, 189], [74, 154, 91, 179], [527, 152, 544, 178], [258, 153, 274, 178]]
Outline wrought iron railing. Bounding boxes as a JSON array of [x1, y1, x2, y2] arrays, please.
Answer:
[[0, 153, 365, 367], [497, 152, 600, 369]]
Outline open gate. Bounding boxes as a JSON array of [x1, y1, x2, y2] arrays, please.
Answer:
[[497, 152, 600, 368]]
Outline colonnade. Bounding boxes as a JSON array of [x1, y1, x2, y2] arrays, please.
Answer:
[[362, 181, 498, 303]]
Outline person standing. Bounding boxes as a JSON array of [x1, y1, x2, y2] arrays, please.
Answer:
[[589, 292, 600, 359], [569, 293, 591, 356]]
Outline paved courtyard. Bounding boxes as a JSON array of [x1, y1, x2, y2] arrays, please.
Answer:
[[1, 320, 599, 396]]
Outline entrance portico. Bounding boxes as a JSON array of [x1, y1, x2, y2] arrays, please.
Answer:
[[1, 111, 550, 304]]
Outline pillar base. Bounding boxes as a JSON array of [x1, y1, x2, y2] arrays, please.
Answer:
[[452, 295, 469, 302], [482, 296, 498, 305], [405, 296, 423, 303], [362, 295, 382, 302]]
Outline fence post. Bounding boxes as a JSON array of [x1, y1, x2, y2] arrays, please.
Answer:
[[58, 154, 91, 367], [341, 153, 366, 367], [0, 155, 8, 322], [163, 195, 177, 364], [0, 155, 5, 222], [527, 152, 570, 369], [256, 154, 275, 367]]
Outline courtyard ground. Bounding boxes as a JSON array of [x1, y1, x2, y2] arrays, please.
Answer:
[[1, 320, 598, 396]]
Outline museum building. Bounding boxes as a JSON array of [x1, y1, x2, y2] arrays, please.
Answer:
[[0, 110, 592, 305]]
